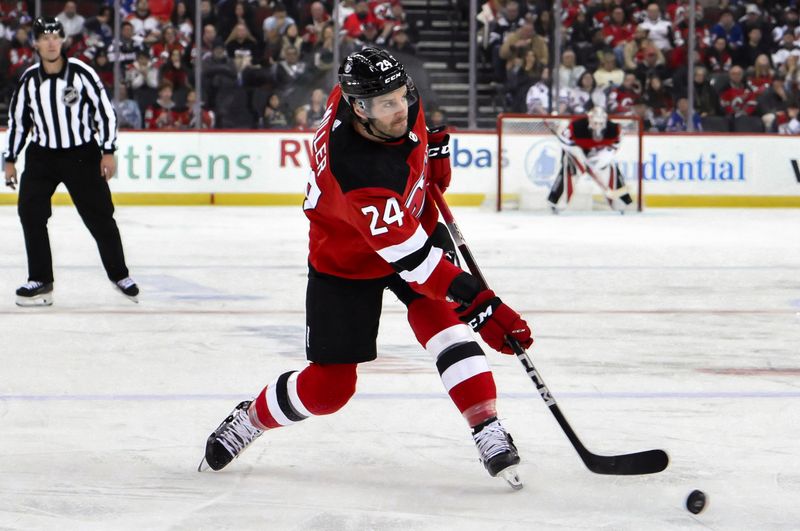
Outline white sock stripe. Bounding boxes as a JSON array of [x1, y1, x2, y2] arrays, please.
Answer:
[[286, 371, 312, 418], [425, 324, 474, 357], [266, 378, 295, 426], [440, 355, 491, 392]]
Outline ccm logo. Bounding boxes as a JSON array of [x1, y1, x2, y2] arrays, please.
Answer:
[[427, 144, 450, 158], [467, 306, 493, 330], [384, 72, 402, 84]]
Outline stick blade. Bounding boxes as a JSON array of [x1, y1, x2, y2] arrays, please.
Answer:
[[582, 449, 669, 475]]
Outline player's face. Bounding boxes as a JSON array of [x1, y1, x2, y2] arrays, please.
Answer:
[[35, 33, 64, 61], [363, 86, 411, 138]]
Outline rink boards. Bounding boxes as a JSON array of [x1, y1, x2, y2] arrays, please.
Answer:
[[1, 130, 799, 207]]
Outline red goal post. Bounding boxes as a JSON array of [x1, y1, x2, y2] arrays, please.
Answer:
[[494, 113, 644, 212]]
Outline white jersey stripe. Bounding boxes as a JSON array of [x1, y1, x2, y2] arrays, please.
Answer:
[[375, 223, 429, 263], [40, 80, 58, 149], [398, 246, 443, 285], [6, 80, 26, 157], [55, 79, 72, 147]]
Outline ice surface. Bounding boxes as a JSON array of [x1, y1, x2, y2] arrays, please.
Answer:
[[0, 205, 798, 530]]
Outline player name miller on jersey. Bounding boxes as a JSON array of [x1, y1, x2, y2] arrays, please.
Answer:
[[302, 85, 452, 299]]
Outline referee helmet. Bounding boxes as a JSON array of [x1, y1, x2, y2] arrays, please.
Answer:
[[32, 17, 65, 40]]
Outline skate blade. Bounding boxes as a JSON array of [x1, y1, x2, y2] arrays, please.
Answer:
[[16, 294, 53, 307], [499, 466, 523, 491], [113, 285, 139, 303], [197, 457, 210, 472]]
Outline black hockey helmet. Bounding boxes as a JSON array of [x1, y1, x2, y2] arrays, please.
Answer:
[[338, 47, 417, 116], [339, 48, 407, 98], [32, 17, 65, 40]]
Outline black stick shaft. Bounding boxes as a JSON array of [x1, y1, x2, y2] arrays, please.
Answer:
[[429, 184, 668, 475], [430, 185, 589, 446]]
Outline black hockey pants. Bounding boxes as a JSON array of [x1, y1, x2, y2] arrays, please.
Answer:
[[17, 142, 129, 284]]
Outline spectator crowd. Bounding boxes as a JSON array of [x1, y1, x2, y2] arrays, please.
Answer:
[[0, 0, 421, 130], [1, 0, 799, 134], [479, 0, 800, 133]]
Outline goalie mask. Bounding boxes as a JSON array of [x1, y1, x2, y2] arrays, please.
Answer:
[[338, 48, 418, 140], [587, 107, 608, 139]]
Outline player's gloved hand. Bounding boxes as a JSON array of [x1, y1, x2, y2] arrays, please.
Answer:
[[427, 126, 451, 192], [458, 289, 533, 354]]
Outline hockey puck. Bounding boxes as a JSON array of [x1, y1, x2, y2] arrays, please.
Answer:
[[686, 489, 707, 514]]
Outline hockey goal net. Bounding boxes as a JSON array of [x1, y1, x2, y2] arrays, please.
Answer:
[[493, 114, 644, 212]]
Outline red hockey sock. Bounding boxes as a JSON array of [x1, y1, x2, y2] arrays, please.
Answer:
[[407, 297, 498, 428], [449, 372, 498, 427], [249, 363, 358, 429], [406, 297, 461, 345]]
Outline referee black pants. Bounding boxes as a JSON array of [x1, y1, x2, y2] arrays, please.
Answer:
[[18, 143, 129, 284]]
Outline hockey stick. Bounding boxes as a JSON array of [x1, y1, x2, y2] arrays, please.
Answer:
[[543, 120, 630, 201], [430, 184, 668, 475]]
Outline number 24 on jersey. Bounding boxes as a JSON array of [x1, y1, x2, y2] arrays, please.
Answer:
[[361, 198, 404, 236]]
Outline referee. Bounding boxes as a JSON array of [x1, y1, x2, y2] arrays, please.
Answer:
[[3, 17, 138, 306]]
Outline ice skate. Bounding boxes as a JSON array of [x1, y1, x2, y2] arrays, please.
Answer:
[[114, 277, 139, 303], [199, 400, 263, 472], [472, 417, 523, 490], [15, 281, 54, 307]]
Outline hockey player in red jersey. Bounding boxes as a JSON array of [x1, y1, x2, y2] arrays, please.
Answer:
[[547, 107, 634, 211], [200, 48, 533, 489]]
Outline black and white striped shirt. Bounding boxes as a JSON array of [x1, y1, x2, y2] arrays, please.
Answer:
[[3, 57, 117, 163]]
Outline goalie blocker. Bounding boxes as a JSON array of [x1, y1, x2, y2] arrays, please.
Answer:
[[548, 108, 633, 212]]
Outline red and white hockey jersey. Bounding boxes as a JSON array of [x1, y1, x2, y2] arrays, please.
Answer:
[[303, 85, 461, 300]]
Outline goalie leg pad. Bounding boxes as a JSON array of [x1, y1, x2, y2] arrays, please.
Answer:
[[611, 165, 634, 205], [548, 155, 577, 204], [566, 168, 574, 201]]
